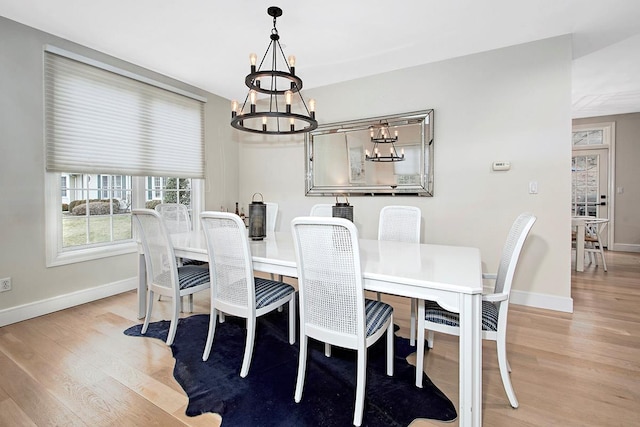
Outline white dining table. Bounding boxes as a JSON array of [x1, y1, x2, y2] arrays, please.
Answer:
[[137, 231, 484, 427]]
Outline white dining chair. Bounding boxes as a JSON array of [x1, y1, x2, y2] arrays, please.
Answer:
[[266, 202, 278, 234], [583, 218, 608, 271], [378, 205, 421, 346], [132, 209, 210, 345], [415, 212, 536, 409], [309, 203, 333, 217], [155, 203, 205, 308], [200, 211, 296, 378], [291, 216, 394, 426]]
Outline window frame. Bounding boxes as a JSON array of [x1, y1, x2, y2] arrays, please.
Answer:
[[46, 174, 204, 267]]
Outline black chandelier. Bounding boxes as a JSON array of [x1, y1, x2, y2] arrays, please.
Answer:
[[365, 122, 405, 162], [230, 6, 317, 135]]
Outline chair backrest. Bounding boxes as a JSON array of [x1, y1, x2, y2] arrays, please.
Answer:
[[132, 209, 179, 294], [309, 203, 333, 217], [378, 205, 421, 243], [266, 202, 278, 233], [494, 212, 537, 296], [291, 216, 366, 344], [155, 203, 192, 234], [200, 211, 255, 311], [584, 218, 608, 239]]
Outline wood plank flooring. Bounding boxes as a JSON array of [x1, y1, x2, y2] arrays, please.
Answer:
[[0, 250, 638, 426]]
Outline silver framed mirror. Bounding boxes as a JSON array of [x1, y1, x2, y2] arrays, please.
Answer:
[[305, 110, 434, 196]]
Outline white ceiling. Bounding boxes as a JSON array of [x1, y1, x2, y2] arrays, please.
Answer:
[[2, 0, 640, 118]]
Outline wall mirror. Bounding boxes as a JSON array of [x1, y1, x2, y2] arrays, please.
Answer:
[[305, 110, 434, 196]]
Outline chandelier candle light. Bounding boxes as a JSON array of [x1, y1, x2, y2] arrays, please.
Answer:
[[365, 122, 405, 162], [230, 6, 318, 135]]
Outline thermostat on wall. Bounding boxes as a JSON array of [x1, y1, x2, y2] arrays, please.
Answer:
[[492, 161, 511, 171]]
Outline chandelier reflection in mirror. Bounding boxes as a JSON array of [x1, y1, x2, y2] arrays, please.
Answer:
[[230, 6, 318, 135], [365, 122, 405, 162]]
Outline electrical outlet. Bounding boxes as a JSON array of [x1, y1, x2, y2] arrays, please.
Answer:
[[0, 277, 11, 292]]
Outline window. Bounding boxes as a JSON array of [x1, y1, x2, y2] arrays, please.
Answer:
[[61, 176, 67, 197], [44, 46, 206, 266]]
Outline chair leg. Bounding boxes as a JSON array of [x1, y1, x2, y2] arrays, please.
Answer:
[[427, 330, 435, 349], [294, 336, 308, 403], [166, 292, 181, 345], [202, 308, 218, 361], [410, 298, 417, 346], [598, 243, 608, 271], [376, 291, 382, 301], [189, 294, 194, 312], [415, 300, 426, 388], [240, 317, 256, 378], [353, 349, 367, 426], [496, 337, 519, 408], [288, 297, 296, 345], [141, 289, 155, 335], [324, 343, 332, 357], [386, 314, 394, 376]]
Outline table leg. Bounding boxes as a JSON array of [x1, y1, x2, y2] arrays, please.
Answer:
[[138, 252, 146, 319], [459, 293, 482, 427], [575, 223, 585, 272]]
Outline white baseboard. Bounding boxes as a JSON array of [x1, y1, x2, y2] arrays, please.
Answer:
[[0, 277, 137, 327], [510, 289, 574, 313], [611, 243, 640, 253]]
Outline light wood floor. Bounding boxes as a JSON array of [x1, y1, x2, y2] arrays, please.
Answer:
[[0, 251, 638, 426]]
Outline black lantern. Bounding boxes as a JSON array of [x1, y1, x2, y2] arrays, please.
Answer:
[[332, 196, 353, 222], [248, 193, 267, 240]]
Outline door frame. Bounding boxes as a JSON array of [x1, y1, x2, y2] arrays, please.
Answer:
[[571, 121, 616, 250]]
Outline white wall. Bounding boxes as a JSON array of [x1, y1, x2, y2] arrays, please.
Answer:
[[239, 36, 574, 312], [0, 17, 234, 322]]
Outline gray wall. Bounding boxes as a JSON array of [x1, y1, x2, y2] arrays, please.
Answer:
[[239, 36, 574, 312], [574, 113, 640, 251], [0, 16, 235, 317]]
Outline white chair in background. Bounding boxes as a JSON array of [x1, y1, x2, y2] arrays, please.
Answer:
[[265, 202, 279, 280], [200, 211, 296, 377], [155, 203, 204, 307], [309, 203, 333, 217], [377, 205, 421, 345], [132, 209, 210, 345], [584, 218, 608, 271], [155, 203, 192, 233], [266, 202, 278, 234], [415, 212, 537, 409], [291, 216, 394, 427]]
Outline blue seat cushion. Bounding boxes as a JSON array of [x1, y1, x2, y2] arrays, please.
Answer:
[[177, 265, 210, 290], [181, 258, 207, 266], [364, 299, 393, 336], [254, 277, 295, 309], [424, 300, 499, 332]]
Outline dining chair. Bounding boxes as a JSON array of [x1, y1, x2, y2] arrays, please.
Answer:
[[266, 202, 278, 234], [155, 203, 205, 308], [132, 209, 210, 345], [155, 203, 205, 266], [415, 212, 536, 409], [200, 211, 296, 378], [377, 205, 421, 346], [309, 203, 333, 217], [582, 218, 608, 271], [291, 216, 394, 427]]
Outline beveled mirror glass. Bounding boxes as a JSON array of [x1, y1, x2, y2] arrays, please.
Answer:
[[305, 110, 433, 196]]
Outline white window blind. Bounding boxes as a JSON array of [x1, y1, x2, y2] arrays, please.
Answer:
[[45, 49, 205, 178]]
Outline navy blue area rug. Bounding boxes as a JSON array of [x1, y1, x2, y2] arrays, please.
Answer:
[[125, 311, 457, 426]]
